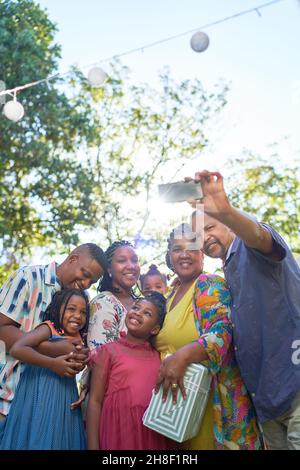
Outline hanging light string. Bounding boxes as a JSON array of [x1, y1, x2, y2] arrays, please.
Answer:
[[0, 0, 283, 99], [94, 0, 283, 65], [1, 73, 60, 99]]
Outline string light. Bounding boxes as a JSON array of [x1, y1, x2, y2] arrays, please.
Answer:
[[3, 92, 24, 121], [87, 66, 107, 87], [0, 0, 283, 121], [0, 73, 59, 101]]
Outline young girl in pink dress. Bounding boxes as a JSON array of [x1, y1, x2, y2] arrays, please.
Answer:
[[86, 292, 173, 450]]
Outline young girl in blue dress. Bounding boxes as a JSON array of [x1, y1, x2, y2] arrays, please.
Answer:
[[0, 288, 88, 450]]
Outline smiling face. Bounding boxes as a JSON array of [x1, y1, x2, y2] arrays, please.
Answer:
[[168, 237, 204, 283], [125, 299, 160, 340], [197, 214, 235, 261], [60, 294, 87, 336], [60, 252, 104, 290], [141, 274, 167, 296], [109, 246, 140, 291]]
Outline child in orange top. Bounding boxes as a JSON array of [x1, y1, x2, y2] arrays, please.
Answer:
[[0, 289, 88, 450]]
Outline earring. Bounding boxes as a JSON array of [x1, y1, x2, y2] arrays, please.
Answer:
[[108, 272, 112, 278]]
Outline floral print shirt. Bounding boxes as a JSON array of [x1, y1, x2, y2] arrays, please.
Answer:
[[87, 291, 127, 350], [193, 273, 262, 450]]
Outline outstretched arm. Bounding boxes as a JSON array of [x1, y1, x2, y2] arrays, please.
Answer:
[[10, 324, 81, 378], [193, 171, 276, 256]]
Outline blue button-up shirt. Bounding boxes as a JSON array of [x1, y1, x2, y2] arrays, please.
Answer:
[[223, 223, 300, 422]]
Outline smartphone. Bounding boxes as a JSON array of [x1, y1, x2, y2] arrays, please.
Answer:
[[158, 181, 203, 203]]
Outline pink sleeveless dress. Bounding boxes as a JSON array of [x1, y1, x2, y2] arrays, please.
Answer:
[[90, 337, 174, 450]]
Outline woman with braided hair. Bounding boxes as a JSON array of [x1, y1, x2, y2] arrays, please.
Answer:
[[87, 241, 140, 349], [72, 241, 140, 411]]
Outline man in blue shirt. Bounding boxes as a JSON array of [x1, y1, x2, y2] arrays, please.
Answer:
[[191, 170, 300, 450]]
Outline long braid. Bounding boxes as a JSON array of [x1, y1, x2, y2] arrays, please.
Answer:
[[143, 291, 166, 329], [142, 291, 167, 347]]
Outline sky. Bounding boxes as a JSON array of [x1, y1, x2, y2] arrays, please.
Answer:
[[36, 0, 300, 171], [31, 0, 300, 272]]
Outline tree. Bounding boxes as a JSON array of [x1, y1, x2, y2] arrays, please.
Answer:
[[225, 150, 300, 253], [72, 62, 229, 266], [0, 0, 100, 281], [0, 1, 229, 284]]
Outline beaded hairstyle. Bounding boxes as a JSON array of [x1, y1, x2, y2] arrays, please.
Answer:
[[132, 291, 167, 347], [42, 288, 90, 344], [97, 240, 138, 294], [141, 291, 167, 329]]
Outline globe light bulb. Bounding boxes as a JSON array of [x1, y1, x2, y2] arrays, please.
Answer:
[[190, 31, 210, 53], [87, 66, 107, 87], [3, 99, 25, 121]]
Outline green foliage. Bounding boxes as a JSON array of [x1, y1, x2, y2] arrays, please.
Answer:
[[0, 1, 229, 284], [226, 151, 300, 253], [72, 62, 229, 248], [0, 0, 99, 275]]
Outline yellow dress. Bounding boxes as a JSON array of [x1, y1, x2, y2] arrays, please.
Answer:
[[155, 282, 214, 450]]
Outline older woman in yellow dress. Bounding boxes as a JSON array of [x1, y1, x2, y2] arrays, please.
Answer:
[[155, 224, 262, 450]]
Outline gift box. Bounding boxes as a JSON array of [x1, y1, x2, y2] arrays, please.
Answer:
[[143, 363, 211, 443]]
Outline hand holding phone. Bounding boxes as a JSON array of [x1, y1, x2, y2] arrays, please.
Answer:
[[158, 181, 203, 203]]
